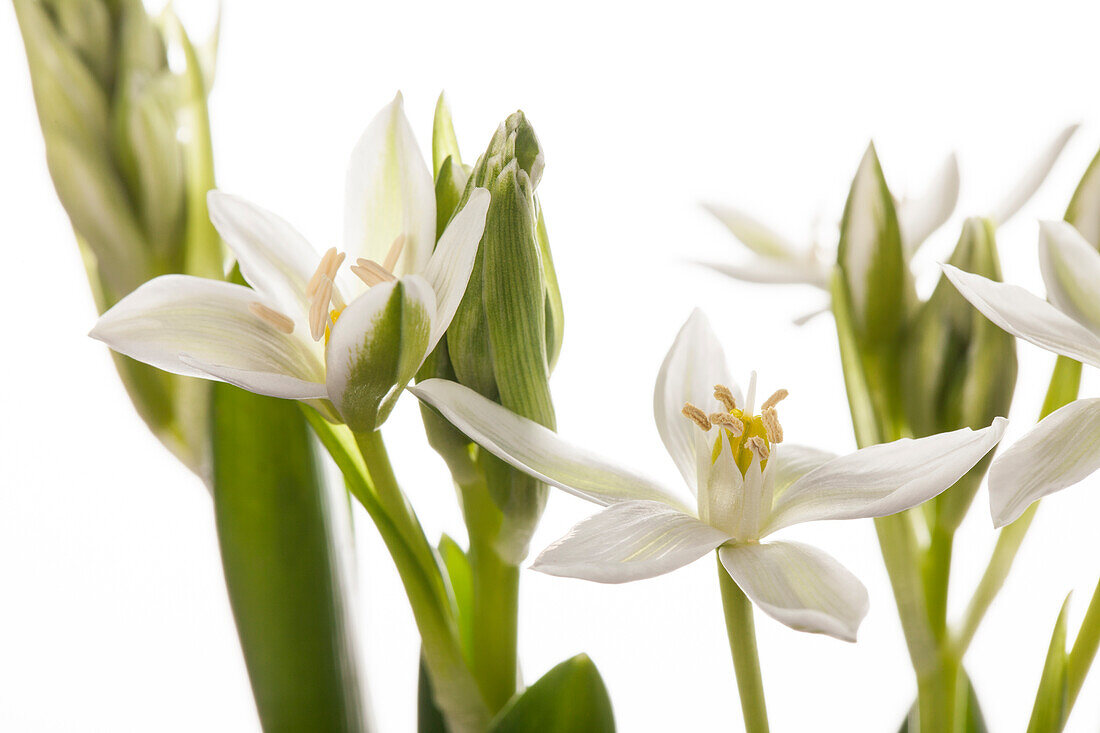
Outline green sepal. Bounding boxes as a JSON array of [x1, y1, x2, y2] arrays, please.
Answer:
[[417, 338, 479, 485], [433, 92, 462, 178], [331, 279, 433, 433], [1026, 595, 1071, 733], [49, 0, 115, 89], [829, 268, 883, 447], [536, 199, 565, 371], [211, 382, 370, 733], [1065, 145, 1100, 247], [489, 655, 616, 733], [436, 156, 470, 239]]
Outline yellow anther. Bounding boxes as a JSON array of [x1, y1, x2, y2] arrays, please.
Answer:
[[709, 412, 744, 436], [761, 388, 788, 411], [681, 403, 711, 431], [714, 384, 737, 412], [309, 276, 334, 341], [307, 247, 338, 298], [382, 234, 406, 273], [761, 407, 783, 444], [248, 302, 295, 334], [746, 436, 770, 462]]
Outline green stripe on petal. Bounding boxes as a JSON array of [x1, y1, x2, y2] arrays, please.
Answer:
[[326, 277, 435, 432]]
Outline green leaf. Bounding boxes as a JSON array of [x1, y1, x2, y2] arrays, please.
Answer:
[[433, 92, 463, 177], [535, 200, 564, 371], [211, 382, 369, 733], [489, 655, 616, 733], [1026, 595, 1071, 733], [897, 671, 989, 733]]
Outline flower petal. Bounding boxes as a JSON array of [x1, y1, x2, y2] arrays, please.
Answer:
[[1038, 220, 1100, 334], [420, 188, 490, 351], [179, 356, 328, 400], [898, 152, 959, 257], [206, 190, 320, 319], [719, 541, 869, 642], [344, 92, 436, 275], [763, 418, 1007, 534], [411, 378, 692, 511], [89, 274, 326, 391], [653, 309, 738, 493], [325, 276, 435, 431], [531, 500, 731, 583], [989, 124, 1078, 226], [697, 258, 829, 288], [702, 203, 801, 260], [943, 264, 1100, 367], [769, 444, 838, 502], [989, 399, 1100, 527]]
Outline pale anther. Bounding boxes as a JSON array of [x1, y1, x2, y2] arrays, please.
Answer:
[[746, 436, 770, 461], [714, 384, 737, 412], [709, 412, 744, 436], [352, 259, 397, 286], [761, 388, 789, 411], [309, 276, 334, 341], [248, 302, 295, 334], [307, 247, 338, 298], [382, 234, 406, 273], [761, 407, 783, 444], [681, 403, 711, 431]]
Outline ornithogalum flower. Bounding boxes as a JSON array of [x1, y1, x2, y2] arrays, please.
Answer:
[[91, 94, 490, 431], [946, 220, 1100, 526], [413, 310, 1006, 641]]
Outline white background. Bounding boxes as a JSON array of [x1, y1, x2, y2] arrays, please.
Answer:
[[4, 0, 1100, 730]]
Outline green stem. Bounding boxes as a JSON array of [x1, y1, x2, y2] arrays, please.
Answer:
[[458, 472, 521, 713], [923, 525, 954, 643], [1067, 576, 1100, 710], [717, 556, 770, 733]]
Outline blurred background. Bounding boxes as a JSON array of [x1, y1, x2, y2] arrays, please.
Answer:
[[4, 0, 1100, 729]]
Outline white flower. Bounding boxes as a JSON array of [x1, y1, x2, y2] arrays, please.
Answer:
[[412, 310, 1006, 641], [702, 125, 1076, 297], [91, 94, 490, 431], [945, 219, 1100, 527]]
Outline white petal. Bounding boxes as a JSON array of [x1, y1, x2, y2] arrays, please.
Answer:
[[531, 500, 731, 583], [763, 418, 1007, 534], [1038, 220, 1100, 334], [207, 191, 320, 319], [90, 275, 326, 390], [719, 541, 869, 642], [1066, 149, 1100, 246], [697, 258, 829, 288], [989, 399, 1100, 527], [412, 379, 692, 511], [697, 428, 743, 535], [653, 309, 737, 492], [421, 188, 490, 350], [898, 153, 959, 257], [344, 92, 436, 275], [325, 276, 436, 431], [180, 356, 329, 399], [989, 124, 1078, 226], [702, 203, 801, 260], [769, 444, 837, 503], [943, 264, 1100, 367]]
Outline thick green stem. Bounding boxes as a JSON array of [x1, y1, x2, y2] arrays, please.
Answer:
[[717, 556, 770, 733], [923, 526, 954, 643], [458, 473, 521, 714]]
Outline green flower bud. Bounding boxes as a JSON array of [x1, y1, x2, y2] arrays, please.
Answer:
[[905, 217, 1017, 529]]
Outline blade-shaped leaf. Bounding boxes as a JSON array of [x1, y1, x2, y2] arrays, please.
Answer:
[[212, 382, 369, 732], [1026, 595, 1071, 733], [489, 655, 615, 733]]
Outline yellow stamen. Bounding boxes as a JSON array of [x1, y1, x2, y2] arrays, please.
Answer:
[[248, 302, 295, 334], [714, 384, 737, 412], [382, 234, 406, 273], [307, 247, 338, 298], [309, 276, 334, 341], [761, 388, 788, 411], [681, 403, 711, 431]]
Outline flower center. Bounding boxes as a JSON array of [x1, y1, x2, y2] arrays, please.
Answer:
[[682, 384, 787, 475]]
